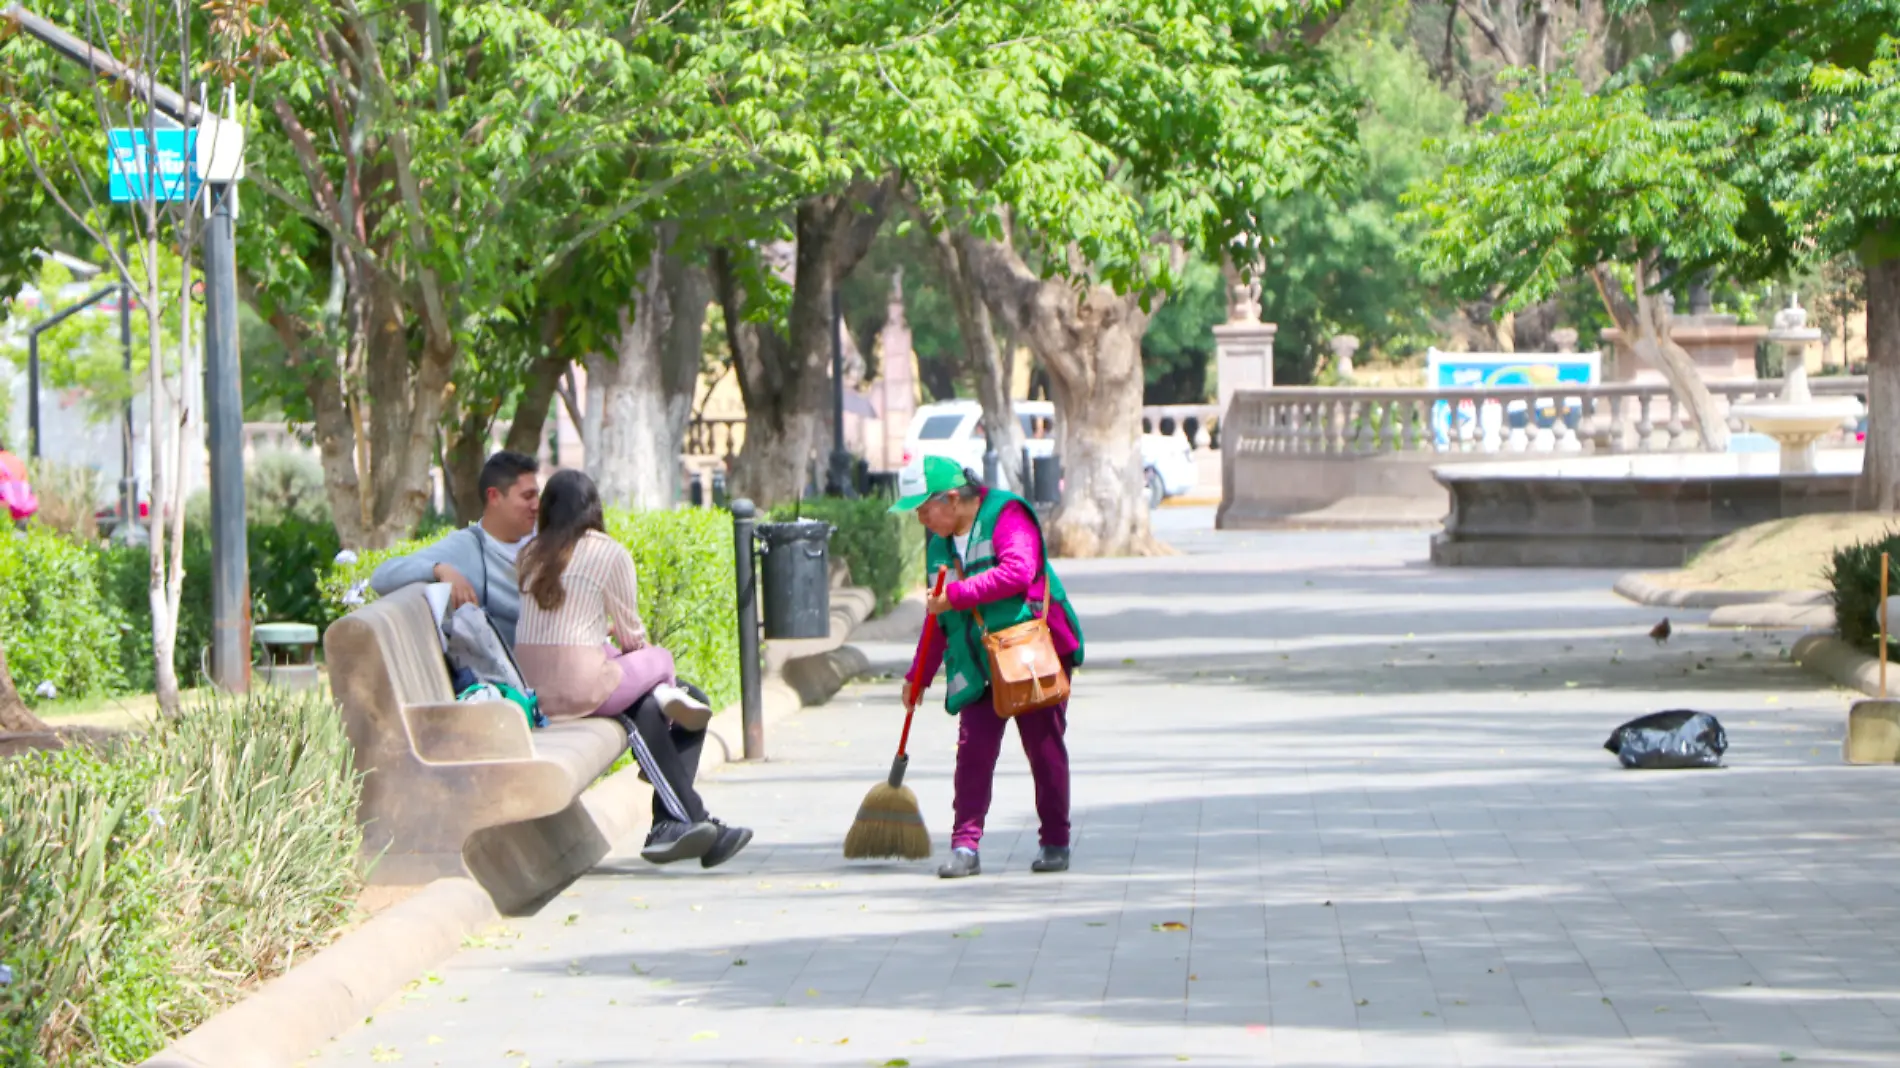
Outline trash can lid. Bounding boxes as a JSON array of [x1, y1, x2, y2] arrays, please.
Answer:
[[756, 518, 835, 546], [254, 622, 319, 645]]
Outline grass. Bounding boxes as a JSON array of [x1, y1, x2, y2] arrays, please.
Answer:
[[1634, 513, 1900, 593]]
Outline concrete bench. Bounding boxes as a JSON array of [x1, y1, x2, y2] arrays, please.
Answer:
[[324, 584, 626, 912]]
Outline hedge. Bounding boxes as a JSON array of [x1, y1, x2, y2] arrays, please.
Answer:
[[0, 689, 362, 1066], [1828, 529, 1900, 653], [100, 517, 343, 692], [323, 508, 741, 711], [768, 497, 926, 617], [0, 527, 127, 704]]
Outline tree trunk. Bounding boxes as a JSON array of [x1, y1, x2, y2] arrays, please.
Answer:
[[0, 638, 49, 734], [503, 311, 573, 459], [925, 220, 1025, 491], [581, 239, 707, 511], [1589, 260, 1728, 451], [966, 235, 1166, 557], [443, 405, 491, 525], [717, 182, 891, 508], [1857, 255, 1900, 510]]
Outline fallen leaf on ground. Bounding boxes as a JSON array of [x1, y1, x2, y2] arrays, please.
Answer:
[[1308, 980, 1323, 988], [807, 988, 821, 997], [953, 927, 984, 938], [989, 981, 1016, 988], [690, 1031, 718, 1041], [733, 959, 748, 966], [370, 1047, 401, 1063], [882, 1060, 912, 1067], [1355, 998, 1369, 1006], [426, 1036, 444, 1046], [1153, 922, 1188, 932]]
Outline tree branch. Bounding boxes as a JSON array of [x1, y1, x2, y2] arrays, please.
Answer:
[[1455, 0, 1522, 67]]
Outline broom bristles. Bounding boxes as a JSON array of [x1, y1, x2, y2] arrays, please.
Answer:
[[844, 782, 932, 860]]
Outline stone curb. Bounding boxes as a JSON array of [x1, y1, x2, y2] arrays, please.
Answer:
[[1794, 633, 1894, 699], [1708, 602, 1835, 629], [143, 877, 498, 1068], [1613, 573, 1830, 609], [142, 587, 881, 1068]]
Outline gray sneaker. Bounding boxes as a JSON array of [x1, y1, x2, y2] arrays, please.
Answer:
[[642, 819, 719, 864], [938, 847, 981, 879], [1031, 846, 1070, 873]]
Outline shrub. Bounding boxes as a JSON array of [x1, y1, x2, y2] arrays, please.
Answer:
[[604, 507, 741, 711], [322, 511, 742, 710], [768, 497, 926, 617], [101, 518, 343, 690], [0, 526, 126, 704], [1827, 529, 1900, 653], [0, 688, 362, 1066], [24, 459, 104, 540], [183, 449, 331, 529]]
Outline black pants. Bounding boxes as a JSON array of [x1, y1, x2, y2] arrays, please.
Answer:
[[615, 685, 710, 826]]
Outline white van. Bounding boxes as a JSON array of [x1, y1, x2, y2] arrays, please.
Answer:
[[902, 400, 1197, 508]]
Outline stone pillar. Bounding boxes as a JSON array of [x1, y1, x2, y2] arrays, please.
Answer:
[[873, 269, 916, 472], [1328, 334, 1360, 381], [1550, 327, 1579, 354], [1214, 258, 1277, 416]]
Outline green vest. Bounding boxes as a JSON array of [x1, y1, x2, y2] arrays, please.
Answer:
[[926, 489, 1085, 714]]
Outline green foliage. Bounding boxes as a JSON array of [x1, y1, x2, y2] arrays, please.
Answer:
[[102, 517, 344, 692], [1827, 530, 1900, 653], [1141, 258, 1225, 403], [769, 498, 926, 617], [0, 526, 126, 704], [322, 512, 742, 709], [603, 508, 741, 711], [0, 689, 362, 1066], [1259, 28, 1468, 381], [1405, 76, 1746, 312]]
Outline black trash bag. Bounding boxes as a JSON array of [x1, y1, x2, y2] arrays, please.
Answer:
[[1603, 710, 1728, 769]]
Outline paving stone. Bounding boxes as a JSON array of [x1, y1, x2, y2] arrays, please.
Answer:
[[309, 520, 1899, 1066]]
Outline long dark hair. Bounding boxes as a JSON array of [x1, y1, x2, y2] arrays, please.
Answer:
[[518, 469, 605, 613]]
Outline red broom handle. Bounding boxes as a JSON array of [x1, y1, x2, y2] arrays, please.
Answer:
[[897, 570, 948, 759]]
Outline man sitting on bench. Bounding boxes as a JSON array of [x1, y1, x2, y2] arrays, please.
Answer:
[[372, 451, 541, 647]]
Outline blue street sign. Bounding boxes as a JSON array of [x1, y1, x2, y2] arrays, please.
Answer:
[[108, 128, 199, 203]]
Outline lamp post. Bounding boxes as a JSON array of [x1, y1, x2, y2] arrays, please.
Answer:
[[825, 288, 856, 498], [7, 4, 251, 691]]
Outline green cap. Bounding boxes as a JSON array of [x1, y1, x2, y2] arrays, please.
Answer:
[[889, 455, 968, 513]]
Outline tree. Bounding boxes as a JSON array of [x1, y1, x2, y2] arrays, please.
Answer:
[[244, 0, 657, 546], [1405, 77, 1744, 449], [0, 0, 261, 714]]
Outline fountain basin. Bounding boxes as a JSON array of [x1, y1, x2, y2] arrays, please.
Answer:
[[1431, 449, 1862, 568], [1728, 398, 1862, 475]]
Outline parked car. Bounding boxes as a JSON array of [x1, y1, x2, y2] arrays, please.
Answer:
[[902, 400, 1198, 509]]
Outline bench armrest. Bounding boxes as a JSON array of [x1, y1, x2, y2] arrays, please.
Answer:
[[402, 700, 534, 764]]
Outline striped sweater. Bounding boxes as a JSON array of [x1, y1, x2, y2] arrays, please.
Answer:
[[515, 530, 651, 718]]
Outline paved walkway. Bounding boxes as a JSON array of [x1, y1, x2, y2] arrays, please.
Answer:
[[314, 514, 1900, 1067]]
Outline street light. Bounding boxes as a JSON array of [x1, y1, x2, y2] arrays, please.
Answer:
[[825, 287, 856, 498], [7, 3, 252, 692]]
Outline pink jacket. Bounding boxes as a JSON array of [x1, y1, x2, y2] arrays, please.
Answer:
[[910, 495, 1079, 690]]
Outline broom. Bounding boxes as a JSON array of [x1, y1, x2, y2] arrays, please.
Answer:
[[844, 571, 945, 860]]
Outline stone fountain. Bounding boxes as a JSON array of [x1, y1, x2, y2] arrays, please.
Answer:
[[1727, 299, 1862, 474]]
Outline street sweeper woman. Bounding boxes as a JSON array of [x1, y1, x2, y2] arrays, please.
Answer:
[[890, 455, 1085, 878], [516, 469, 752, 869]]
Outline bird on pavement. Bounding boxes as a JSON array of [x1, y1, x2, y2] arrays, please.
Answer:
[[1650, 618, 1672, 645]]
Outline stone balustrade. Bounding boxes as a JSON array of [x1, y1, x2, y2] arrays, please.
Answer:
[[1217, 377, 1867, 530], [1225, 377, 1865, 458]]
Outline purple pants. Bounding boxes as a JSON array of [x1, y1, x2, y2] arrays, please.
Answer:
[[592, 645, 676, 718], [951, 660, 1073, 851]]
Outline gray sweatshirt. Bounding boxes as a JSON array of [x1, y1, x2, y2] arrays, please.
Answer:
[[369, 525, 530, 647]]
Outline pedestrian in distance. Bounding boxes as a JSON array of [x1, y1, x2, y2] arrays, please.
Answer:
[[890, 455, 1085, 878], [515, 468, 751, 870]]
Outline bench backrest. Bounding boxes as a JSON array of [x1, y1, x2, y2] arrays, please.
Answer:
[[324, 584, 456, 769]]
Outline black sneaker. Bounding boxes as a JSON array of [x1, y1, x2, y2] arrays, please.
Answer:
[[641, 819, 719, 864], [699, 820, 754, 869], [938, 848, 981, 879], [1031, 846, 1070, 873]]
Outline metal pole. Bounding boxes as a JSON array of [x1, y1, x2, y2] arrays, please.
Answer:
[[118, 269, 135, 526], [25, 334, 39, 460], [983, 447, 999, 489], [732, 498, 764, 760], [204, 182, 250, 693], [23, 285, 119, 461]]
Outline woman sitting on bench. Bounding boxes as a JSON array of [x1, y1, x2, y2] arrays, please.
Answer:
[[514, 469, 753, 869]]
